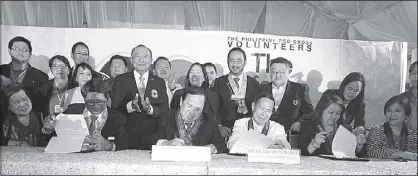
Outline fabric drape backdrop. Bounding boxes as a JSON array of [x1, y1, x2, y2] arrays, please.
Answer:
[[1, 1, 416, 52]]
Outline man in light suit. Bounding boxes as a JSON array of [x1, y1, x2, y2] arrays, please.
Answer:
[[111, 44, 169, 150], [213, 47, 259, 139], [258, 57, 314, 133]]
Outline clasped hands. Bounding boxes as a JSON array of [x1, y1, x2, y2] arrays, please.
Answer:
[[81, 134, 113, 151], [132, 93, 152, 113], [161, 138, 217, 154]]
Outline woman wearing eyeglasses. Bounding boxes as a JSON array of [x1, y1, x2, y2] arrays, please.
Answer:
[[33, 55, 78, 120]]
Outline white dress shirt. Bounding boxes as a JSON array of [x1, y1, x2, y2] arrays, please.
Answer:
[[230, 72, 245, 90], [126, 69, 153, 114], [227, 118, 289, 150], [272, 82, 287, 108]]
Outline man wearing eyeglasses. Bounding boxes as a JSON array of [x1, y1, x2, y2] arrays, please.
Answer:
[[0, 36, 48, 98], [42, 78, 129, 151], [69, 42, 109, 81], [258, 57, 314, 147], [111, 44, 169, 150]]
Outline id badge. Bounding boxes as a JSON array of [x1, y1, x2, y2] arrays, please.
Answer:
[[54, 105, 64, 113]]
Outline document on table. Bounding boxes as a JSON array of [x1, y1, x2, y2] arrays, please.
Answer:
[[332, 125, 357, 158], [229, 130, 275, 154], [44, 114, 89, 153]]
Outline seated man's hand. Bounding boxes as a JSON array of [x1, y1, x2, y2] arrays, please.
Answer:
[[218, 125, 231, 138], [206, 143, 217, 154], [82, 135, 113, 151], [162, 138, 185, 146], [274, 139, 291, 149], [289, 122, 301, 133]]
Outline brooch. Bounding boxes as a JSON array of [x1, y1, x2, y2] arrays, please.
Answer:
[[151, 89, 158, 98], [293, 100, 299, 105]]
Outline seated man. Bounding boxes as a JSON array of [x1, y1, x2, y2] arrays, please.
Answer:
[[42, 78, 129, 151], [151, 86, 227, 154], [227, 92, 291, 151]]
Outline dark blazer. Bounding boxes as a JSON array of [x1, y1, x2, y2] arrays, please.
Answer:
[[58, 103, 129, 151], [328, 89, 365, 131], [258, 81, 314, 132], [213, 74, 259, 128], [32, 79, 79, 116], [151, 110, 227, 153], [111, 71, 169, 150], [170, 88, 221, 124], [0, 63, 49, 98]]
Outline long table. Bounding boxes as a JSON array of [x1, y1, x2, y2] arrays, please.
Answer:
[[1, 146, 416, 175]]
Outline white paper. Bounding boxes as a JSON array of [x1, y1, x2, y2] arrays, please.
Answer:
[[44, 136, 85, 153], [229, 130, 275, 154], [44, 114, 89, 153], [332, 125, 357, 158]]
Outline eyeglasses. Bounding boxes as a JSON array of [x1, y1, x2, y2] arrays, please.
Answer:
[[51, 64, 68, 69], [11, 47, 30, 53], [73, 52, 89, 57], [85, 100, 106, 106]]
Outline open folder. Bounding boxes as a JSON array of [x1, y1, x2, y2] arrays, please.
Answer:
[[44, 114, 89, 153]]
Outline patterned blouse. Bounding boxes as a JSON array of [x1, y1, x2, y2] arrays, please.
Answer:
[[366, 123, 417, 159]]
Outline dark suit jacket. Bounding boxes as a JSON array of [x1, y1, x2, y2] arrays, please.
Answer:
[[170, 88, 221, 124], [151, 110, 227, 153], [32, 79, 79, 116], [0, 63, 49, 98], [57, 103, 129, 151], [258, 81, 314, 132], [213, 75, 259, 128], [111, 71, 169, 150]]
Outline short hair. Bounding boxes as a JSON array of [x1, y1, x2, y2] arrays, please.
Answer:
[[72, 62, 96, 83], [71, 42, 89, 54], [384, 95, 411, 117], [203, 62, 217, 73], [8, 36, 32, 53], [185, 62, 209, 89], [49, 55, 71, 70], [131, 44, 153, 58], [184, 86, 206, 100], [109, 55, 128, 67], [409, 61, 417, 73], [153, 56, 171, 68], [81, 78, 109, 99], [269, 57, 293, 69], [254, 92, 275, 111], [339, 72, 366, 105], [314, 89, 345, 126], [227, 47, 246, 62], [3, 83, 30, 101]]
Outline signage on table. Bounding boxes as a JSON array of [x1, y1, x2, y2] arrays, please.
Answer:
[[247, 148, 301, 164], [151, 145, 211, 162]]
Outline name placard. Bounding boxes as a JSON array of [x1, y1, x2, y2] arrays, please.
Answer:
[[151, 145, 211, 162], [247, 148, 300, 164]]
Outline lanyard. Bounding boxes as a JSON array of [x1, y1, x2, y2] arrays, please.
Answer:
[[10, 69, 27, 83]]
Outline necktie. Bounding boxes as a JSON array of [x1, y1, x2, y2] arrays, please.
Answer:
[[89, 115, 98, 135], [273, 86, 283, 108], [185, 122, 193, 135], [138, 75, 146, 99], [233, 77, 240, 89]]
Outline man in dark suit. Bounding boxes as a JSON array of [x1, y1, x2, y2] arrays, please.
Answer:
[[111, 44, 169, 150], [258, 57, 314, 133], [151, 86, 227, 153], [42, 79, 129, 151], [0, 36, 49, 98], [213, 47, 259, 138]]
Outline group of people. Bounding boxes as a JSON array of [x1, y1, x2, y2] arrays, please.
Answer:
[[0, 36, 417, 161]]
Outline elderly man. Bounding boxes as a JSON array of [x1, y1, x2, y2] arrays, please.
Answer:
[[69, 42, 108, 81], [258, 57, 314, 133], [0, 36, 48, 97], [42, 79, 129, 151], [153, 56, 182, 105], [400, 61, 417, 129], [227, 92, 290, 151], [151, 86, 227, 154], [111, 45, 169, 150], [213, 47, 259, 138]]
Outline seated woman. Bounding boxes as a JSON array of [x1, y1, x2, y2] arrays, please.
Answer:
[[33, 55, 78, 117], [298, 90, 366, 156], [1, 84, 46, 147], [170, 62, 220, 124], [227, 92, 290, 152], [66, 62, 95, 104], [366, 95, 417, 160]]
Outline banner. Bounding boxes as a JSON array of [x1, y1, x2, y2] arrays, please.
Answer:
[[1, 25, 408, 127]]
